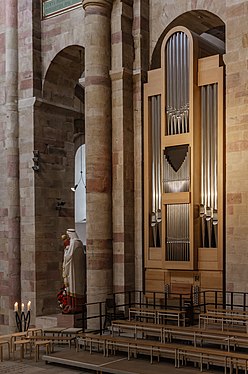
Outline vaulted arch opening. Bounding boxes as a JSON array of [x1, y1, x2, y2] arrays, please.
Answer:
[[34, 45, 85, 315], [151, 10, 225, 69]]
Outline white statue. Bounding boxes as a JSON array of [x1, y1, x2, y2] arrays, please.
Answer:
[[61, 229, 86, 313]]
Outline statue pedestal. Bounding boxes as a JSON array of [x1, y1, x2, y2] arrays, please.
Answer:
[[36, 313, 84, 330], [57, 313, 83, 328]]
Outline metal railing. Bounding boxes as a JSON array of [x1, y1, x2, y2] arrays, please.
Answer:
[[79, 289, 248, 334]]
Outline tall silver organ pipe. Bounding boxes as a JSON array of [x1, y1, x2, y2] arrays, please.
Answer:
[[200, 83, 218, 248], [166, 31, 189, 135], [166, 204, 190, 261], [150, 95, 161, 247]]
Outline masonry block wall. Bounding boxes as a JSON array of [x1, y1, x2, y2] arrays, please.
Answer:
[[0, 0, 248, 333]]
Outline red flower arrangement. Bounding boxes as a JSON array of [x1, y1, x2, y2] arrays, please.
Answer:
[[57, 286, 67, 310]]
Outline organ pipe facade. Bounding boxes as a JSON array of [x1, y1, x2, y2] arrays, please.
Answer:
[[144, 26, 224, 295]]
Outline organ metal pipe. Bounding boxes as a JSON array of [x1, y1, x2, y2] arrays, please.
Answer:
[[206, 85, 212, 247], [165, 31, 189, 136], [200, 83, 218, 248], [166, 204, 189, 261], [213, 83, 218, 246], [167, 38, 170, 135], [157, 96, 162, 246], [169, 37, 173, 135], [150, 95, 162, 247], [200, 86, 206, 247], [151, 97, 157, 246]]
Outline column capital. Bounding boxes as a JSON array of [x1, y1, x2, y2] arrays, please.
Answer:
[[83, 0, 113, 11]]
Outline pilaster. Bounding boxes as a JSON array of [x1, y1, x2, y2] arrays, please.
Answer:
[[111, 0, 134, 298]]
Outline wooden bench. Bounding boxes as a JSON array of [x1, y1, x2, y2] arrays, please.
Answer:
[[77, 333, 108, 355], [29, 335, 76, 349], [13, 339, 32, 361], [43, 327, 67, 336], [177, 345, 248, 373], [77, 333, 178, 365], [10, 331, 28, 352], [129, 307, 186, 326], [0, 340, 10, 361], [111, 319, 248, 353], [27, 327, 43, 336], [207, 306, 248, 316], [61, 327, 83, 336], [77, 332, 248, 372], [34, 340, 52, 361], [199, 311, 248, 331], [111, 320, 226, 349]]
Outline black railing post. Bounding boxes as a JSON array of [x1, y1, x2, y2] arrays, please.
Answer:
[[153, 292, 156, 309], [128, 291, 131, 309], [203, 291, 206, 313], [82, 303, 86, 333], [179, 293, 183, 311], [113, 293, 116, 318], [231, 292, 233, 310], [99, 302, 103, 334], [215, 290, 218, 308], [164, 292, 167, 309]]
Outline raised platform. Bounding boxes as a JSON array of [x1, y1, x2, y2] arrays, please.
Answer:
[[43, 349, 177, 374], [36, 313, 83, 329]]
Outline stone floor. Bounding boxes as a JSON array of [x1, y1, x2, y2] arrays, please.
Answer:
[[0, 345, 224, 374]]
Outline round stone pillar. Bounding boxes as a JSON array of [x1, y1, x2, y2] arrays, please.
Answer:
[[83, 0, 113, 308]]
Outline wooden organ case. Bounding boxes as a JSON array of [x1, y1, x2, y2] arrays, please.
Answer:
[[144, 26, 224, 298]]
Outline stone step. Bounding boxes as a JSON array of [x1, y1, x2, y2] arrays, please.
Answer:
[[36, 313, 83, 330]]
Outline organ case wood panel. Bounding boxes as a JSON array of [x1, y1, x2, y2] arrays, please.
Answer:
[[144, 25, 224, 294]]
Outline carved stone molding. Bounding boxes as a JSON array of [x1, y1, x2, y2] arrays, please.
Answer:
[[82, 0, 113, 11]]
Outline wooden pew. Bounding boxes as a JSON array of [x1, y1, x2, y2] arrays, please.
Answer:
[[207, 306, 248, 316], [129, 307, 186, 326], [29, 335, 76, 349], [77, 332, 248, 372], [177, 345, 248, 373], [77, 333, 179, 365], [199, 311, 248, 331], [111, 319, 248, 352]]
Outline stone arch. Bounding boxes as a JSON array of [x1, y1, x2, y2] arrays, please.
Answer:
[[151, 10, 225, 69], [34, 44, 85, 316], [43, 45, 85, 106]]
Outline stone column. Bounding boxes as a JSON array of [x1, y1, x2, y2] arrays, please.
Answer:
[[110, 0, 135, 301], [5, 0, 21, 330], [83, 0, 113, 310]]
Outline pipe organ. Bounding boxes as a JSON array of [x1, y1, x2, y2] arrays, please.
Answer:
[[144, 26, 224, 295], [166, 31, 189, 136], [200, 84, 218, 248]]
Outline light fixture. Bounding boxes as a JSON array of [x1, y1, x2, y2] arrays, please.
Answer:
[[71, 49, 85, 193], [71, 147, 86, 192], [56, 198, 66, 210], [71, 171, 85, 192], [32, 150, 40, 171]]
